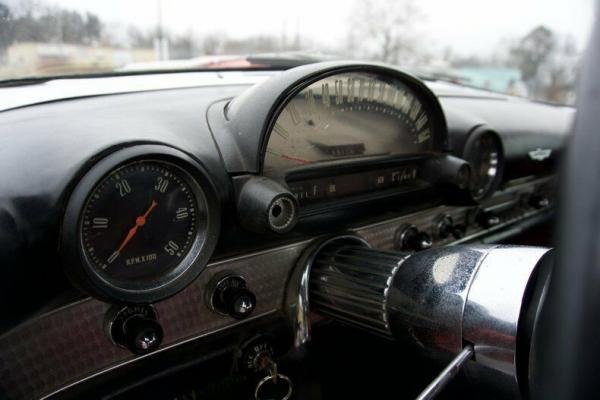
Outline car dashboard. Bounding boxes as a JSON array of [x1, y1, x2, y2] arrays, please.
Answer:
[[0, 62, 572, 399]]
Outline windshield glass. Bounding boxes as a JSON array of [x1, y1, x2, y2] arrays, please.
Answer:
[[0, 0, 593, 104]]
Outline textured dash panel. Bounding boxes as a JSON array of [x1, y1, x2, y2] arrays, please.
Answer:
[[0, 242, 306, 400]]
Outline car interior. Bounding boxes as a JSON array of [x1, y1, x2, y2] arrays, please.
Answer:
[[0, 1, 597, 399]]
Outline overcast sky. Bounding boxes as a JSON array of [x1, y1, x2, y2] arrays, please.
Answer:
[[45, 0, 595, 56]]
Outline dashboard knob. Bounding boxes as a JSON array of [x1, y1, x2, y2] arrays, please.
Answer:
[[435, 214, 454, 239], [529, 194, 550, 209], [225, 288, 257, 319], [210, 275, 256, 319], [105, 305, 163, 355], [395, 225, 433, 252], [122, 316, 163, 354], [477, 211, 501, 229], [452, 224, 467, 239]]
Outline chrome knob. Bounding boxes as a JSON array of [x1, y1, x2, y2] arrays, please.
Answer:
[[210, 275, 256, 319], [477, 210, 500, 228], [395, 225, 433, 252], [435, 214, 454, 239], [529, 194, 550, 209]]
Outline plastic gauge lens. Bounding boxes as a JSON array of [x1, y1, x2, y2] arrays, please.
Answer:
[[262, 72, 436, 180], [80, 161, 206, 286], [466, 132, 502, 200]]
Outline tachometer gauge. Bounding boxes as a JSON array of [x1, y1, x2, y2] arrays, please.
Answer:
[[62, 146, 220, 303], [81, 161, 201, 283]]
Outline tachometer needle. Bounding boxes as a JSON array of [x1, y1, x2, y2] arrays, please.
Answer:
[[107, 200, 158, 264]]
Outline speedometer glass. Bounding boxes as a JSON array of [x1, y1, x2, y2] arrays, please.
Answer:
[[263, 72, 436, 180], [80, 160, 207, 285]]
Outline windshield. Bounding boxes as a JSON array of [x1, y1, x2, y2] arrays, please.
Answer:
[[0, 0, 593, 104]]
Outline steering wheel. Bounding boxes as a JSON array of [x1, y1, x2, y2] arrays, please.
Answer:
[[530, 7, 600, 400]]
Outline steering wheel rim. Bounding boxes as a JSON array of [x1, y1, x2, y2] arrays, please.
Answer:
[[530, 7, 600, 400]]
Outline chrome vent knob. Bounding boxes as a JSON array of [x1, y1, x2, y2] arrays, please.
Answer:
[[309, 244, 409, 338]]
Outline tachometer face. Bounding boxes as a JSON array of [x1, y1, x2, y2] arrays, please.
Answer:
[[80, 160, 206, 285], [263, 72, 436, 179]]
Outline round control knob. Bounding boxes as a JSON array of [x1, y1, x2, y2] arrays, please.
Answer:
[[123, 315, 163, 354], [210, 275, 256, 319], [529, 194, 550, 209], [477, 210, 500, 228], [225, 287, 257, 319], [435, 214, 454, 239], [105, 305, 163, 355], [395, 225, 433, 252], [451, 224, 467, 239]]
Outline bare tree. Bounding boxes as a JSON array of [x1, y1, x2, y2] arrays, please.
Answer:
[[509, 25, 579, 103], [201, 34, 224, 55], [509, 26, 555, 83], [0, 2, 14, 61], [346, 0, 424, 65]]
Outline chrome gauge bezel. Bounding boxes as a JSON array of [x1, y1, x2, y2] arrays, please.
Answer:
[[463, 128, 505, 201], [61, 144, 221, 304]]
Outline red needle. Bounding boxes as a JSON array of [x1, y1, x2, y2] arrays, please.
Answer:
[[108, 200, 158, 263], [281, 154, 312, 165]]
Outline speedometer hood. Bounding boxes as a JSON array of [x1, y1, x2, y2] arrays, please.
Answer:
[[214, 61, 449, 174]]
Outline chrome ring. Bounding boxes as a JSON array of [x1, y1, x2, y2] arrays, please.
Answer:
[[254, 374, 293, 400]]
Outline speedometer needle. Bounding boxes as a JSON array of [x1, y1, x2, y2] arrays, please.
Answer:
[[107, 200, 158, 264]]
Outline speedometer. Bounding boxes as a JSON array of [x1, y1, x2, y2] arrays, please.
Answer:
[[263, 72, 437, 179]]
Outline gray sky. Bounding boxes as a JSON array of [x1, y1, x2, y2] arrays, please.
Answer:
[[47, 0, 595, 56]]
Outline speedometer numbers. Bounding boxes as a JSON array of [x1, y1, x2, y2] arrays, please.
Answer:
[[263, 72, 435, 178]]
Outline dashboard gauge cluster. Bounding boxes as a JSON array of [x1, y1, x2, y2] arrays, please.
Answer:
[[462, 128, 504, 201], [62, 145, 220, 304], [220, 63, 454, 218]]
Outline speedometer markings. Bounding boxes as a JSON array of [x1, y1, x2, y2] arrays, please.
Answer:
[[305, 89, 316, 114], [417, 129, 432, 144], [358, 78, 366, 101], [378, 82, 386, 102], [287, 104, 302, 125], [416, 114, 428, 130], [367, 80, 376, 101], [273, 123, 290, 139], [322, 83, 331, 107], [335, 80, 344, 105], [409, 101, 422, 121], [347, 78, 356, 103], [386, 86, 397, 105]]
